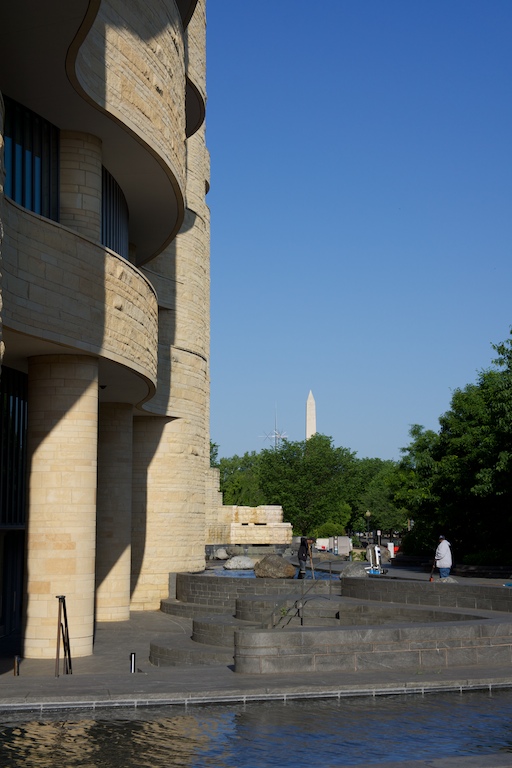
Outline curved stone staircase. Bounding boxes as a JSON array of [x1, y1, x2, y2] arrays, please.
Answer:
[[150, 573, 342, 668], [150, 598, 260, 667]]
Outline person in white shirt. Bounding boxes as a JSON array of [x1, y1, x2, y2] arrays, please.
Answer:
[[435, 535, 452, 579]]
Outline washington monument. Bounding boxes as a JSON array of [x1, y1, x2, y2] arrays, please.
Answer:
[[306, 390, 317, 439]]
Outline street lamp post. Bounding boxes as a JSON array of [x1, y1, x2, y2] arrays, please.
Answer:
[[365, 510, 371, 541]]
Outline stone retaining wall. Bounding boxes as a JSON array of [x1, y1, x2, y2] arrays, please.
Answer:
[[175, 572, 335, 611], [234, 616, 512, 674], [234, 596, 487, 627], [341, 576, 512, 613]]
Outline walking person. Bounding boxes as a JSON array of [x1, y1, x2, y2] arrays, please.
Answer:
[[435, 535, 452, 580]]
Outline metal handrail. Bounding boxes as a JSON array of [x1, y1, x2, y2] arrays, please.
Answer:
[[269, 561, 341, 629], [55, 595, 73, 677]]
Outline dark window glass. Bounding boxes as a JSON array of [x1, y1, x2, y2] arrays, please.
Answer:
[[3, 95, 59, 221], [102, 166, 129, 259], [0, 367, 28, 528]]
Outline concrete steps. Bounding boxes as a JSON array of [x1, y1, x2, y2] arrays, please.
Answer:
[[161, 598, 233, 619], [150, 614, 259, 667], [154, 574, 343, 668], [192, 615, 260, 647], [150, 634, 234, 667], [236, 593, 347, 626]]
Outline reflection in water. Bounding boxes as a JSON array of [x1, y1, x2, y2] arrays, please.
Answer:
[[1, 690, 512, 767]]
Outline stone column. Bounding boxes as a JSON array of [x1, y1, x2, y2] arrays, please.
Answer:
[[95, 403, 133, 621], [131, 408, 206, 610], [59, 132, 102, 241], [24, 355, 98, 658], [132, 125, 210, 610]]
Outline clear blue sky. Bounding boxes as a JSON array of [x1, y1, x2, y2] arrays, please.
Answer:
[[206, 0, 512, 462]]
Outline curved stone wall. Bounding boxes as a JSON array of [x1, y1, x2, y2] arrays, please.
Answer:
[[0, 0, 210, 654], [186, 0, 206, 99], [2, 201, 158, 384], [185, 0, 206, 136], [185, 126, 210, 215], [234, 615, 512, 675], [174, 572, 331, 612], [75, 0, 187, 194], [130, 12, 210, 603]]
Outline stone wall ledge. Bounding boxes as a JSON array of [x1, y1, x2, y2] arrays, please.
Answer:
[[234, 616, 512, 674]]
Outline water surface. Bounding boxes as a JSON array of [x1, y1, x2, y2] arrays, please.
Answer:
[[1, 689, 511, 767]]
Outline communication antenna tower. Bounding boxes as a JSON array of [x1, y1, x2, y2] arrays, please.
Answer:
[[260, 406, 287, 449]]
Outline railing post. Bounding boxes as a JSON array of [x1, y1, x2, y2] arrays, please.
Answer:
[[55, 595, 63, 678], [55, 595, 73, 677], [61, 596, 73, 674]]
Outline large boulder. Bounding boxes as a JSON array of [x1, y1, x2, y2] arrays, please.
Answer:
[[213, 548, 229, 560], [316, 551, 341, 562], [223, 555, 255, 570], [340, 562, 369, 579], [254, 554, 296, 579]]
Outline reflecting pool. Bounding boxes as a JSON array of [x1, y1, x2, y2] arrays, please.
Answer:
[[1, 689, 512, 767], [204, 567, 336, 579]]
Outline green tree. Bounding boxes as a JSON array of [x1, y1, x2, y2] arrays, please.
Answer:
[[258, 433, 356, 534], [399, 331, 512, 561], [432, 360, 512, 554], [210, 441, 219, 468], [314, 520, 347, 538], [356, 461, 408, 534], [218, 451, 264, 506], [393, 424, 441, 554]]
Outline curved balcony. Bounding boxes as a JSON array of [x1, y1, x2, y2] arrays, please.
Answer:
[[0, 0, 187, 264], [185, 0, 206, 137], [2, 200, 158, 406], [177, 0, 199, 28]]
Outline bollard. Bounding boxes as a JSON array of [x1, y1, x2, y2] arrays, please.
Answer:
[[130, 652, 136, 673], [13, 656, 20, 676]]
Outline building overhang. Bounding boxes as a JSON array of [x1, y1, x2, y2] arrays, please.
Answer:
[[0, 0, 185, 263]]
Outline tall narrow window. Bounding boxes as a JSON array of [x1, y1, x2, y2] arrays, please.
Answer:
[[3, 95, 59, 221], [0, 367, 28, 528], [102, 166, 129, 259]]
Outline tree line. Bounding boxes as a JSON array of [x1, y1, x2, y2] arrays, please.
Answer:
[[211, 332, 512, 564], [210, 435, 408, 540]]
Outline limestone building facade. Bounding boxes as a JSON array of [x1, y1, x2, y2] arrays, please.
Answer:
[[0, 0, 210, 657]]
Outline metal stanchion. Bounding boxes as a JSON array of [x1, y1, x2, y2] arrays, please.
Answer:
[[130, 653, 136, 673], [13, 656, 20, 676], [55, 595, 72, 677], [55, 595, 63, 678]]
